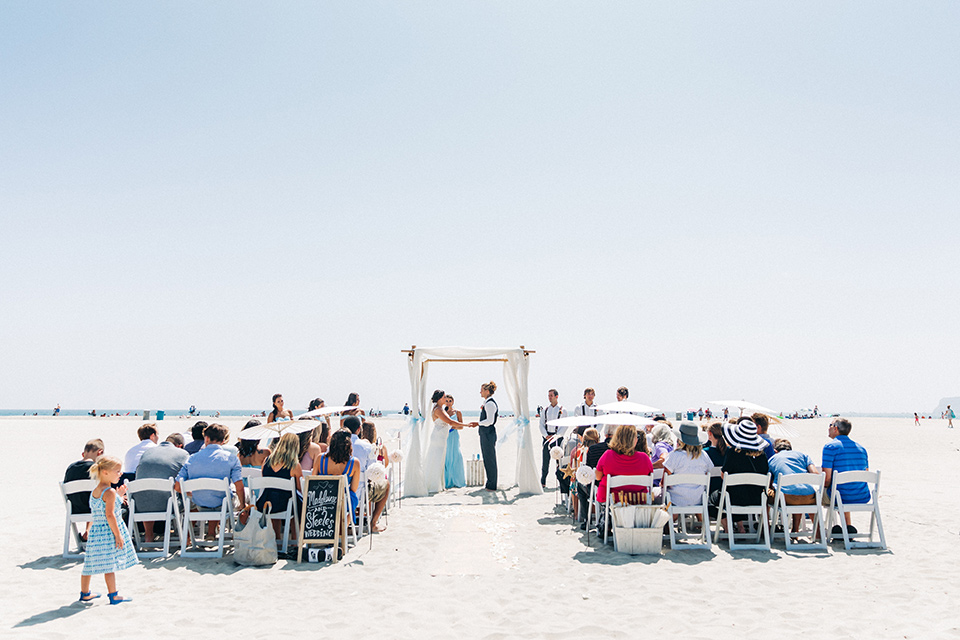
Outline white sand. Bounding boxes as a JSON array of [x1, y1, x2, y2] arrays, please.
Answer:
[[2, 415, 959, 638]]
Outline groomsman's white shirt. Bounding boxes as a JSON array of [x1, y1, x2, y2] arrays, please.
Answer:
[[539, 404, 567, 438], [575, 402, 602, 420]]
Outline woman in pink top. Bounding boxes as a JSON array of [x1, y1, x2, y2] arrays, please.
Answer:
[[595, 424, 653, 504]]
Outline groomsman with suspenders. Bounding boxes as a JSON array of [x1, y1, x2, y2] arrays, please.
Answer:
[[575, 387, 601, 425], [539, 389, 566, 488], [478, 381, 499, 491]]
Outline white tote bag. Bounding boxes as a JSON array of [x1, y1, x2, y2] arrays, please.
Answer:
[[234, 506, 278, 566]]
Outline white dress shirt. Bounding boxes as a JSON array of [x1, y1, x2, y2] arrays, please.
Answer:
[[539, 404, 567, 438]]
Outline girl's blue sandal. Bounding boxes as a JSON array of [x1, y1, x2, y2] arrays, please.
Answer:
[[78, 591, 100, 603], [107, 591, 131, 605]]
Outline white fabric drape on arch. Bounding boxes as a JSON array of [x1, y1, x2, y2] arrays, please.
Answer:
[[403, 346, 540, 497]]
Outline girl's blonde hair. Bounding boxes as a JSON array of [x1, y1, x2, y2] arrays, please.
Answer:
[[609, 424, 638, 455], [88, 455, 122, 481], [482, 381, 497, 394], [266, 432, 301, 470], [675, 441, 704, 458]]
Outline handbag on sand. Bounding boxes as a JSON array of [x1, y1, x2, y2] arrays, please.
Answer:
[[234, 505, 278, 566]]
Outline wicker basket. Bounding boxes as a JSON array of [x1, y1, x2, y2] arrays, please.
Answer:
[[613, 526, 663, 555]]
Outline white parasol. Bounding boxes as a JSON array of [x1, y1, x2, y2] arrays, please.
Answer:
[[707, 400, 779, 416], [293, 405, 359, 419], [238, 419, 319, 441], [547, 412, 659, 439], [706, 400, 797, 438], [595, 401, 660, 414]]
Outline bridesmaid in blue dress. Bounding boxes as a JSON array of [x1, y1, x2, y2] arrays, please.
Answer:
[[444, 394, 467, 488]]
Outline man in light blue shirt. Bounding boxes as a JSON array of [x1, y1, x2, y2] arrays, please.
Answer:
[[768, 439, 819, 533], [345, 416, 374, 472], [175, 424, 245, 537]]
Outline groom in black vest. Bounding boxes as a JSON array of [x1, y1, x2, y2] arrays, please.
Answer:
[[478, 381, 499, 491]]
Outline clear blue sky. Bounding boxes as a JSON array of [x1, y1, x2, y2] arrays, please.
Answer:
[[2, 2, 958, 414]]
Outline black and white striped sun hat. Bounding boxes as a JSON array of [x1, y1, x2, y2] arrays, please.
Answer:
[[722, 419, 765, 451]]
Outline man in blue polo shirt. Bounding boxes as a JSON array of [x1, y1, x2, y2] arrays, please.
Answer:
[[175, 423, 245, 538], [821, 417, 869, 533]]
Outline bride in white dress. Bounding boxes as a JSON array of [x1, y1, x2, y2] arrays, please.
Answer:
[[424, 389, 477, 493]]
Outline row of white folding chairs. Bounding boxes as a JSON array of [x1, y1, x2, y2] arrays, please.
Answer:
[[581, 468, 885, 552], [60, 474, 300, 559]]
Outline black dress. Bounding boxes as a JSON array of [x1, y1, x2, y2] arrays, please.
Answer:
[[255, 464, 299, 513]]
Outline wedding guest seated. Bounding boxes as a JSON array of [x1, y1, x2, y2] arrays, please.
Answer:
[[312, 430, 360, 523], [362, 421, 389, 467], [663, 423, 713, 509], [709, 420, 769, 533], [822, 417, 870, 534], [574, 427, 601, 528], [237, 420, 269, 468], [767, 438, 818, 533], [175, 424, 246, 538], [752, 413, 776, 459], [184, 421, 208, 455], [122, 424, 158, 483], [595, 424, 654, 535], [63, 439, 104, 541], [360, 421, 390, 533], [135, 433, 190, 542], [344, 416, 374, 472], [649, 424, 675, 487], [704, 422, 726, 496], [256, 432, 304, 539], [297, 418, 323, 474]]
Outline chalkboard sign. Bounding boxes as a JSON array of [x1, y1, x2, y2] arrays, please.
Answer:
[[297, 475, 347, 563]]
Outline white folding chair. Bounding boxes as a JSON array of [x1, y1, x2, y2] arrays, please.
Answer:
[[357, 470, 372, 538], [826, 470, 886, 550], [247, 476, 299, 554], [60, 480, 96, 558], [714, 472, 771, 551], [126, 478, 183, 558], [663, 474, 711, 549], [242, 466, 263, 505], [179, 477, 233, 558], [770, 472, 827, 551], [602, 475, 654, 545]]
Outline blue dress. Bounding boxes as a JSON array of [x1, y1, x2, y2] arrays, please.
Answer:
[[81, 489, 138, 575], [444, 427, 466, 488]]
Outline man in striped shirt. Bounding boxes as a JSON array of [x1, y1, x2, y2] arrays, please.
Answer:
[[822, 417, 869, 533]]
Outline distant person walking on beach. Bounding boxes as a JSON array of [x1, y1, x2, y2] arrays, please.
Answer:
[[947, 405, 955, 428], [914, 412, 921, 426], [478, 381, 499, 491], [54, 404, 61, 416]]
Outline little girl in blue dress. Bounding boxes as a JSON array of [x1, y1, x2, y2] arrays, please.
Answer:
[[79, 455, 137, 605]]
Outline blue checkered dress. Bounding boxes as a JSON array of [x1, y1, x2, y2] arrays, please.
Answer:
[[81, 489, 139, 575]]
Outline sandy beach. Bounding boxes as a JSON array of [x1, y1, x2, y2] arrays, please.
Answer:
[[2, 415, 959, 639]]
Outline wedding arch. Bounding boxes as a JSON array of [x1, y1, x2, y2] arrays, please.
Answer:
[[401, 345, 541, 497]]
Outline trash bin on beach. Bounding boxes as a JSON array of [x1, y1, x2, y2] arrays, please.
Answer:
[[157, 410, 165, 420], [143, 410, 151, 421]]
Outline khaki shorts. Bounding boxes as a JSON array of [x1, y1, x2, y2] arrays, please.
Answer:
[[368, 479, 389, 504], [785, 493, 816, 506]]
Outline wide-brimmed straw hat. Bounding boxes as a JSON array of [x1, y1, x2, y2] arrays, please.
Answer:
[[722, 419, 765, 451], [675, 422, 706, 447]]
